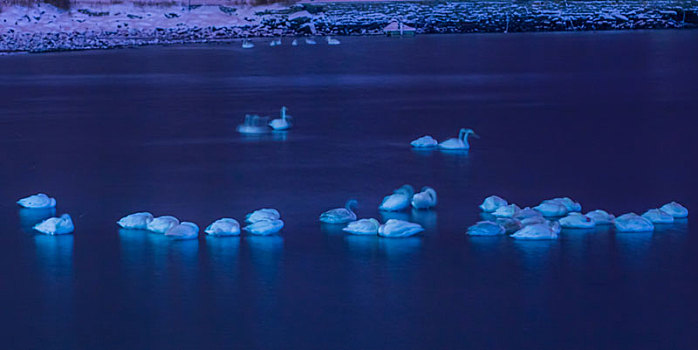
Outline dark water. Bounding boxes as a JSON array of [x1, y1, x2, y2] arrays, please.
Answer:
[[1, 32, 697, 349]]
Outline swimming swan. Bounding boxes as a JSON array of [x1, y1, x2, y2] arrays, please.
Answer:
[[326, 36, 340, 45], [438, 128, 479, 150], [147, 216, 180, 234], [379, 185, 414, 211], [117, 212, 154, 230], [246, 208, 281, 224], [205, 218, 241, 236], [467, 221, 505, 236], [17, 193, 56, 209], [585, 210, 615, 224], [660, 201, 688, 218], [614, 213, 654, 232], [343, 218, 380, 235], [320, 200, 358, 224], [292, 39, 298, 46], [641, 209, 674, 224], [410, 135, 438, 148], [269, 106, 293, 131], [242, 40, 254, 49], [305, 38, 317, 45], [559, 212, 595, 228], [411, 187, 437, 210], [244, 219, 284, 235], [165, 222, 199, 240], [479, 195, 508, 212], [378, 219, 424, 238], [34, 214, 74, 235]]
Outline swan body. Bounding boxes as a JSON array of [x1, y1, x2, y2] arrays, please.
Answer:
[[205, 218, 241, 236], [237, 114, 270, 134], [544, 197, 582, 212], [585, 210, 615, 224], [492, 204, 520, 218], [438, 128, 479, 150], [467, 221, 505, 236], [320, 200, 358, 224], [327, 37, 340, 45], [480, 195, 508, 212], [343, 218, 380, 235], [246, 208, 281, 224], [660, 201, 688, 218], [496, 217, 522, 234], [270, 38, 281, 46], [410, 135, 438, 148], [34, 214, 74, 235], [242, 40, 254, 49], [379, 185, 414, 211], [614, 213, 654, 232], [147, 216, 180, 234], [559, 213, 595, 228], [520, 216, 547, 226], [378, 219, 423, 238], [511, 222, 559, 240], [165, 222, 199, 240], [411, 187, 437, 210], [17, 193, 57, 209], [534, 201, 568, 217], [291, 39, 298, 46], [641, 209, 674, 224], [117, 212, 154, 230], [244, 219, 284, 235], [269, 106, 293, 131], [305, 38, 316, 45]]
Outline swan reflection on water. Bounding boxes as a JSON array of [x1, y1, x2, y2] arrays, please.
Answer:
[[344, 235, 422, 258], [19, 207, 56, 233], [34, 234, 74, 276]]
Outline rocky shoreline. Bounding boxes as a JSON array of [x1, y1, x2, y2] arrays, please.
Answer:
[[1, 1, 697, 53]]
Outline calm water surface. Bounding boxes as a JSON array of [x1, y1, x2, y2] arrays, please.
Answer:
[[1, 32, 697, 349]]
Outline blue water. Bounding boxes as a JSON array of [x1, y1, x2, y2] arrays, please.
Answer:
[[0, 32, 697, 349]]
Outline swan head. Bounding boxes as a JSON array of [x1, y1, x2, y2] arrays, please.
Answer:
[[345, 199, 358, 211], [395, 184, 415, 197], [459, 128, 479, 140], [421, 186, 437, 199]]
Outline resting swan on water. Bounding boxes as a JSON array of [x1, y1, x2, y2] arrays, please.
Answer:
[[320, 200, 358, 224], [343, 218, 380, 235], [411, 187, 437, 210], [379, 185, 414, 211], [17, 193, 57, 209]]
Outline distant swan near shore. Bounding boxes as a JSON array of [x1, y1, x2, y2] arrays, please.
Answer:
[[327, 36, 340, 45], [269, 106, 293, 131], [242, 40, 254, 49]]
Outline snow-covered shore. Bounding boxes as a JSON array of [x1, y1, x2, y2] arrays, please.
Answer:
[[1, 1, 697, 53]]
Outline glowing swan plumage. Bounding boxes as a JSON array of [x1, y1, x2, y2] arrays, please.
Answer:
[[511, 222, 560, 240], [246, 208, 281, 224], [269, 106, 293, 131], [660, 201, 688, 218], [378, 219, 424, 238], [479, 195, 507, 212], [17, 193, 57, 209], [467, 221, 505, 236], [411, 187, 437, 210], [410, 135, 438, 148], [379, 185, 414, 211], [205, 218, 241, 236], [559, 212, 595, 228], [165, 222, 199, 240], [320, 200, 358, 224], [492, 204, 520, 218], [438, 128, 479, 150], [147, 216, 180, 233], [343, 218, 380, 235], [614, 213, 654, 232], [244, 219, 284, 235], [117, 212, 154, 230], [641, 209, 674, 223], [34, 214, 74, 235], [585, 210, 615, 224]]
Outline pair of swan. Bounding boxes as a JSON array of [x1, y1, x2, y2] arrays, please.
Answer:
[[237, 107, 293, 134], [243, 208, 284, 235], [269, 38, 281, 47], [379, 185, 437, 211], [17, 193, 73, 234], [411, 128, 479, 150], [343, 218, 424, 238]]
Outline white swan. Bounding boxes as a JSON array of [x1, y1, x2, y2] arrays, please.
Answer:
[[543, 197, 581, 212], [585, 210, 615, 224], [515, 207, 542, 220], [242, 40, 254, 49], [165, 222, 199, 240], [269, 38, 281, 46], [379, 185, 414, 211], [641, 209, 674, 224], [511, 222, 559, 240], [320, 200, 358, 224], [410, 135, 438, 148], [268, 106, 293, 131], [492, 204, 520, 218], [305, 38, 316, 45], [326, 36, 340, 45], [292, 39, 298, 46], [411, 187, 437, 210], [17, 193, 56, 209], [343, 218, 380, 235], [614, 213, 654, 232], [205, 218, 241, 236], [534, 201, 568, 217], [117, 212, 153, 230], [147, 216, 180, 234], [246, 208, 281, 223], [660, 201, 688, 218], [244, 219, 284, 235], [237, 114, 271, 134], [34, 214, 74, 235], [479, 195, 507, 212], [438, 128, 479, 150], [378, 219, 423, 238], [467, 221, 505, 236], [559, 212, 595, 228], [496, 217, 523, 233], [520, 215, 546, 226]]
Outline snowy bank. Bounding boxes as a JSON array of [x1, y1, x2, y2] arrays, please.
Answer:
[[1, 0, 697, 53]]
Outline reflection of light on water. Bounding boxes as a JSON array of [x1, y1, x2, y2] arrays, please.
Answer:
[[411, 148, 436, 157], [320, 223, 346, 236], [34, 234, 74, 333], [344, 235, 379, 255], [380, 210, 410, 222], [19, 207, 56, 233], [206, 236, 241, 255], [513, 240, 558, 274], [378, 237, 422, 260], [34, 234, 74, 279], [615, 232, 653, 271], [411, 208, 438, 231], [239, 132, 288, 143]]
